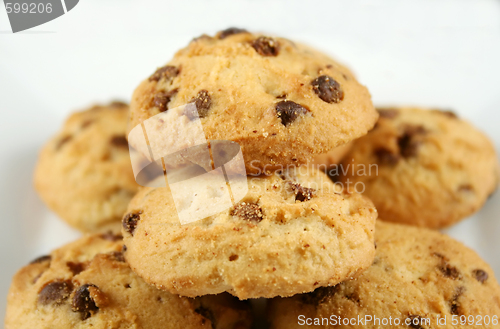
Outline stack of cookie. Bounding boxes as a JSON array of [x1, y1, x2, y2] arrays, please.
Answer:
[[122, 28, 379, 302], [5, 28, 500, 329]]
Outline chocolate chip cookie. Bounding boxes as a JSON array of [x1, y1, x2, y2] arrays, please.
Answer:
[[121, 167, 377, 299], [5, 233, 252, 329], [338, 107, 499, 229], [34, 102, 139, 232], [268, 221, 500, 329], [128, 28, 377, 174]]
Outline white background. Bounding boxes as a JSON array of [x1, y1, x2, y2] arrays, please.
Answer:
[[0, 0, 499, 325]]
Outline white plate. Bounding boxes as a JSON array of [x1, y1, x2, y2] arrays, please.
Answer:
[[1, 0, 499, 325]]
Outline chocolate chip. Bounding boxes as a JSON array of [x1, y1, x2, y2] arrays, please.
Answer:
[[153, 89, 178, 112], [301, 286, 339, 306], [439, 262, 461, 280], [110, 135, 128, 148], [289, 183, 315, 202], [122, 245, 127, 252], [122, 212, 141, 236], [187, 90, 212, 119], [231, 202, 263, 222], [99, 232, 122, 242], [108, 251, 125, 262], [375, 148, 400, 165], [449, 286, 465, 315], [195, 306, 216, 329], [407, 315, 425, 329], [38, 280, 73, 305], [275, 100, 308, 126], [149, 65, 179, 82], [398, 125, 426, 158], [30, 255, 51, 265], [311, 75, 344, 103], [377, 108, 399, 119], [109, 100, 128, 108], [472, 269, 488, 283], [72, 284, 99, 320], [218, 27, 248, 39], [252, 36, 280, 56], [56, 135, 72, 150], [67, 262, 86, 275]]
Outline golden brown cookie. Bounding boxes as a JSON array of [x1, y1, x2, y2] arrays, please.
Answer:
[[34, 102, 139, 232], [128, 28, 377, 174], [268, 221, 500, 329], [5, 233, 252, 329], [338, 107, 499, 229], [312, 142, 353, 168], [121, 167, 377, 299]]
